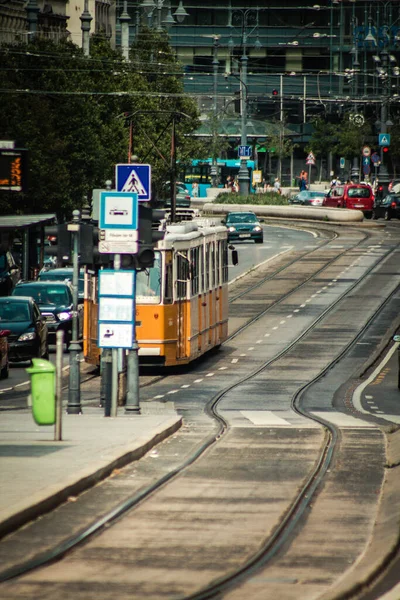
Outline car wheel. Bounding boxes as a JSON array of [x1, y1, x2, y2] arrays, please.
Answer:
[[0, 361, 9, 379], [365, 212, 372, 220], [384, 209, 391, 221]]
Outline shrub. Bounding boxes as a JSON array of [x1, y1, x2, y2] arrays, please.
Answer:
[[213, 192, 288, 206]]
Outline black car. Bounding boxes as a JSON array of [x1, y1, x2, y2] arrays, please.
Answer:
[[38, 267, 85, 302], [288, 190, 327, 206], [0, 296, 48, 362], [223, 211, 263, 243], [372, 194, 400, 220], [12, 281, 82, 347], [0, 251, 21, 296]]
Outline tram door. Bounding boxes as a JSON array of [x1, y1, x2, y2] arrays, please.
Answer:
[[176, 252, 189, 360]]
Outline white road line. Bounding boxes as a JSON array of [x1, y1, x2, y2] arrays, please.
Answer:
[[231, 358, 239, 363], [280, 320, 286, 325], [218, 366, 228, 370], [353, 342, 400, 415], [154, 395, 165, 399], [241, 410, 291, 426], [286, 314, 293, 318], [194, 378, 204, 383], [206, 373, 214, 377], [167, 390, 178, 394], [311, 411, 376, 428], [181, 384, 190, 388], [264, 333, 270, 337], [248, 347, 255, 350]]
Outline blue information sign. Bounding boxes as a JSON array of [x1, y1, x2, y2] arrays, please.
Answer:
[[99, 192, 138, 230], [371, 152, 380, 164], [238, 145, 252, 158]]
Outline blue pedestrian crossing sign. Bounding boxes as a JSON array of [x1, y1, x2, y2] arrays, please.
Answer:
[[115, 163, 151, 201], [379, 134, 391, 147]]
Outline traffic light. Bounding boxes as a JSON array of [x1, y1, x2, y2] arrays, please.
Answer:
[[44, 223, 110, 267], [133, 206, 166, 270], [383, 146, 390, 154], [44, 224, 71, 266], [272, 89, 279, 97], [122, 206, 165, 271]]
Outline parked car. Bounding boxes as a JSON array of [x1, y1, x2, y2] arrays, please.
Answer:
[[0, 251, 21, 296], [162, 182, 191, 208], [288, 190, 327, 206], [0, 296, 48, 362], [372, 193, 400, 221], [323, 184, 374, 218], [223, 211, 263, 243], [12, 280, 82, 347], [38, 267, 84, 302], [0, 328, 10, 378]]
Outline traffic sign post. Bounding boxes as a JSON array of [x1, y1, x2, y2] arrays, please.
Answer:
[[362, 146, 371, 157]]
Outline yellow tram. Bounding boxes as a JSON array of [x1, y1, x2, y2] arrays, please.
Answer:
[[84, 219, 233, 368]]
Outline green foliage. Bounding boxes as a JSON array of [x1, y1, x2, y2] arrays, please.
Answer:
[[306, 118, 337, 157], [213, 192, 287, 205], [335, 118, 372, 159], [0, 32, 201, 217]]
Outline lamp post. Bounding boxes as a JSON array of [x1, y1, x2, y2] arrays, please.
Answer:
[[140, 0, 188, 31], [211, 35, 220, 188], [229, 8, 260, 196]]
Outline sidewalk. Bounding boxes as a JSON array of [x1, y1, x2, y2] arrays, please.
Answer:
[[0, 389, 181, 538]]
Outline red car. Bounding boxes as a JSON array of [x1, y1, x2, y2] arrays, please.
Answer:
[[323, 184, 374, 219], [0, 329, 10, 379]]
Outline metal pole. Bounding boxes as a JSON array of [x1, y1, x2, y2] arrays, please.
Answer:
[[211, 36, 219, 188], [120, 0, 131, 61], [67, 211, 82, 414], [126, 271, 140, 413], [111, 253, 121, 418], [170, 116, 177, 222], [55, 330, 64, 441], [80, 0, 92, 57], [238, 43, 249, 196]]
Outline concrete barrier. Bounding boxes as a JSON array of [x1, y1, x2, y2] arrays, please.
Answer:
[[202, 203, 364, 223]]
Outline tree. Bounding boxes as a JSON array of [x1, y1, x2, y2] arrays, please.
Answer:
[[266, 116, 296, 182], [307, 117, 337, 181]]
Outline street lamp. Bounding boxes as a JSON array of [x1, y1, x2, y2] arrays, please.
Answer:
[[228, 8, 261, 196], [140, 0, 188, 31]]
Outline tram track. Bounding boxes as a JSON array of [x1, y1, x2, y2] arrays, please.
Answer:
[[1, 224, 399, 599]]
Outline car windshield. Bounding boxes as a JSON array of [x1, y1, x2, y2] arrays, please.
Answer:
[[347, 187, 371, 198], [14, 284, 70, 306], [39, 271, 84, 294], [227, 213, 257, 223], [0, 301, 30, 322]]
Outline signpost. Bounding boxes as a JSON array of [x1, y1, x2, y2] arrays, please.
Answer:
[[238, 145, 252, 158], [306, 152, 316, 186], [378, 134, 391, 147]]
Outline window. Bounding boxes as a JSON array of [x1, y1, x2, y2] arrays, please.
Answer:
[[136, 253, 161, 303], [176, 252, 189, 299], [190, 247, 200, 296]]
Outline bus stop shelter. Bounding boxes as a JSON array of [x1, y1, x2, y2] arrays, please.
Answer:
[[0, 214, 56, 280]]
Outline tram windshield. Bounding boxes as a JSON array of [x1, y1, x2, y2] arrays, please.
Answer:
[[136, 252, 161, 303]]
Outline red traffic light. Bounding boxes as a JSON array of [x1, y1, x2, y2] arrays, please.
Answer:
[[383, 146, 389, 153], [272, 89, 279, 96]]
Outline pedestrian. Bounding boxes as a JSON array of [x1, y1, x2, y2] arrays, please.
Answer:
[[191, 180, 199, 198], [274, 177, 281, 194], [299, 170, 308, 191]]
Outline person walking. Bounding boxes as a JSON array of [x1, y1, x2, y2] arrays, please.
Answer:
[[299, 170, 308, 191], [191, 181, 199, 198], [274, 177, 281, 194]]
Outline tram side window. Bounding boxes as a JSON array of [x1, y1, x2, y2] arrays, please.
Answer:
[[190, 247, 200, 296], [205, 245, 210, 290], [210, 242, 216, 288], [164, 259, 173, 304], [215, 242, 220, 287], [176, 252, 188, 299], [222, 240, 228, 283]]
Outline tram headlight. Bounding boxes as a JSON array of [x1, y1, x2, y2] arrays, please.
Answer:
[[228, 226, 236, 232], [253, 226, 262, 232]]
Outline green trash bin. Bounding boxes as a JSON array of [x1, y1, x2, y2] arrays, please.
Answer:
[[26, 358, 56, 426]]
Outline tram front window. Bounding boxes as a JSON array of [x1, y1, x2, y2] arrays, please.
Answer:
[[136, 253, 161, 303]]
